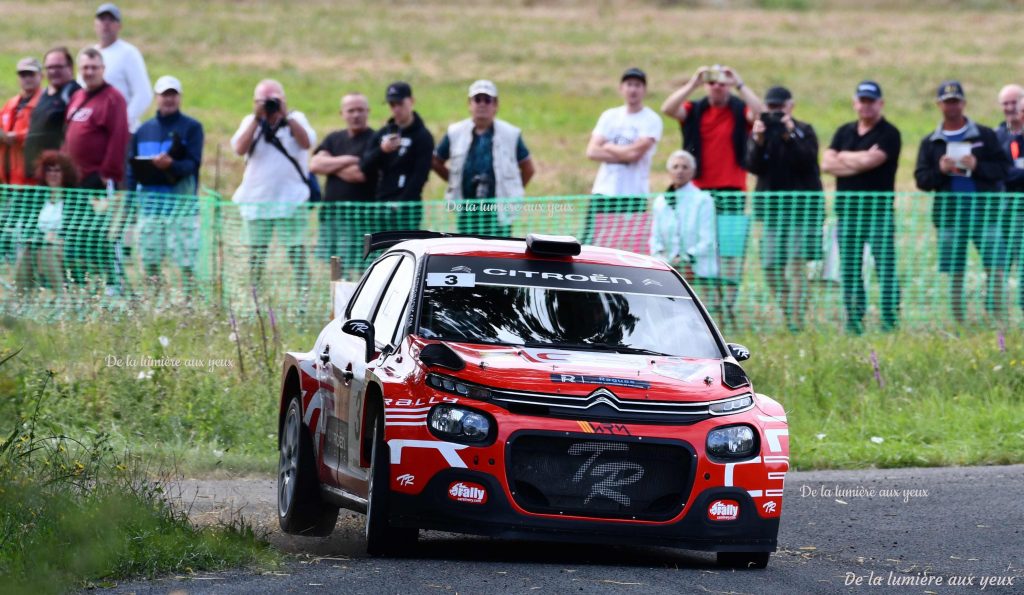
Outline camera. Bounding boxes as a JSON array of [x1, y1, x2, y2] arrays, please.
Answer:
[[703, 65, 725, 84], [760, 111, 785, 125], [263, 97, 281, 115]]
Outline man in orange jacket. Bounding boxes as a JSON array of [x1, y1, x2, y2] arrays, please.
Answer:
[[1, 58, 44, 185]]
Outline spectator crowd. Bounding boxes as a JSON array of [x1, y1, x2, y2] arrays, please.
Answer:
[[2, 3, 1023, 332]]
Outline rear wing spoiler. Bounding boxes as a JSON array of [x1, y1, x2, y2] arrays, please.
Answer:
[[363, 230, 521, 258]]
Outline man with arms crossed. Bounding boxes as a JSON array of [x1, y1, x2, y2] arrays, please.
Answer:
[[585, 68, 662, 249], [822, 81, 902, 334]]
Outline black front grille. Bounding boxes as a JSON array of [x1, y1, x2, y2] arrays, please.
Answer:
[[506, 433, 693, 521]]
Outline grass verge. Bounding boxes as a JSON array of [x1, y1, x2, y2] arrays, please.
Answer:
[[2, 308, 1023, 473], [0, 350, 278, 593], [738, 329, 1024, 469]]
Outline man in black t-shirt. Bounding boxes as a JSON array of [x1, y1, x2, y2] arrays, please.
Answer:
[[310, 92, 376, 273], [822, 80, 902, 334], [23, 47, 81, 177]]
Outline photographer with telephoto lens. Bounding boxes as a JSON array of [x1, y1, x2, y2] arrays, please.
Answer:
[[230, 79, 316, 290], [745, 85, 824, 332]]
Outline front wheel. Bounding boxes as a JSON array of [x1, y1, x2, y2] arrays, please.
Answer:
[[717, 551, 770, 569], [278, 397, 338, 536], [365, 409, 418, 556]]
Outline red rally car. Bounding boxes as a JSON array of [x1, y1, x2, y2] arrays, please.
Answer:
[[276, 232, 789, 568]]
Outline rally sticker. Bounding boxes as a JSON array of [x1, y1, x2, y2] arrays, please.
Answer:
[[708, 499, 740, 521], [448, 481, 488, 504], [426, 272, 476, 287], [550, 373, 651, 390]]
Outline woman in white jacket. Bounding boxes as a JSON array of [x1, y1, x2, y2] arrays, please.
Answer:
[[650, 150, 719, 282]]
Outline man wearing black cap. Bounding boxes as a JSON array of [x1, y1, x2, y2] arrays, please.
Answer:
[[92, 3, 151, 133], [822, 80, 903, 334], [584, 68, 662, 248], [915, 80, 1010, 324], [745, 85, 823, 332], [362, 81, 434, 231]]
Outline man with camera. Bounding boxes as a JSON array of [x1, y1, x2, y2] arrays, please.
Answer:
[[125, 75, 204, 294], [822, 80, 902, 334], [745, 86, 823, 333], [661, 65, 763, 319], [661, 65, 762, 205], [231, 79, 316, 289], [432, 79, 534, 237], [362, 81, 435, 232], [915, 80, 1010, 324]]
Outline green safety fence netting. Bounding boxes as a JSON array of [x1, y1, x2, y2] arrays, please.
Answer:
[[1, 184, 1021, 332]]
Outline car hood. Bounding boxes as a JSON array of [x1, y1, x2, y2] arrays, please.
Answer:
[[413, 339, 743, 402]]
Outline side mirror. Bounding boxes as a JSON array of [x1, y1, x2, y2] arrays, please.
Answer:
[[342, 319, 376, 363], [727, 343, 750, 362]]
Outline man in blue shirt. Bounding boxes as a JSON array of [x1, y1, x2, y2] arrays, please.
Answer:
[[432, 80, 534, 237], [915, 80, 1010, 324], [126, 74, 203, 292]]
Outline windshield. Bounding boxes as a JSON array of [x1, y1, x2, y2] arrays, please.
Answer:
[[418, 256, 722, 359]]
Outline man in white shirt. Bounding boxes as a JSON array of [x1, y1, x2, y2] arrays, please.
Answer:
[[93, 3, 152, 133], [587, 68, 663, 197], [231, 79, 316, 289], [584, 67, 663, 248]]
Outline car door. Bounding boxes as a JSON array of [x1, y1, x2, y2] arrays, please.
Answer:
[[322, 254, 401, 489]]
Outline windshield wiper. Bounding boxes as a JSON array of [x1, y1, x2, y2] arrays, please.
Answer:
[[518, 341, 671, 357]]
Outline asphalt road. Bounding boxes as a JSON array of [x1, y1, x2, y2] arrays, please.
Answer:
[[103, 465, 1024, 594]]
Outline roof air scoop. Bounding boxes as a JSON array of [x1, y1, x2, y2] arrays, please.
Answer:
[[525, 233, 581, 256]]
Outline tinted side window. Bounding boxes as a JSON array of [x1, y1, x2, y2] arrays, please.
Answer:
[[348, 255, 400, 320], [373, 257, 415, 345]]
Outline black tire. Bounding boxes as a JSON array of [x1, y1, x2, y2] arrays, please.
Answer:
[[716, 551, 771, 569], [278, 397, 339, 536], [365, 408, 418, 556]]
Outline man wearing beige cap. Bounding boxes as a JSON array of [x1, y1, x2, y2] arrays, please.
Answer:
[[432, 79, 534, 236], [1, 58, 44, 185]]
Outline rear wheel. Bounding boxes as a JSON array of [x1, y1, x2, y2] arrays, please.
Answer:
[[716, 551, 770, 569], [365, 409, 418, 556], [278, 397, 339, 536]]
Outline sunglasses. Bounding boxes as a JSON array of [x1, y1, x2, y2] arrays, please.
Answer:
[[17, 71, 38, 77], [387, 100, 404, 107], [471, 95, 495, 104]]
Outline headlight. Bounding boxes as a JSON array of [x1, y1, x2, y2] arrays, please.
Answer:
[[429, 404, 493, 444], [709, 394, 753, 415], [426, 373, 492, 400], [706, 425, 757, 459]]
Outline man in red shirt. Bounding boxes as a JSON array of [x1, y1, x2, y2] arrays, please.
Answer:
[[62, 47, 129, 295], [1, 57, 44, 185], [662, 64, 763, 201], [661, 64, 763, 321], [64, 47, 128, 190]]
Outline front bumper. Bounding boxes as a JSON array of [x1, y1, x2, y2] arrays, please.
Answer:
[[390, 468, 779, 552]]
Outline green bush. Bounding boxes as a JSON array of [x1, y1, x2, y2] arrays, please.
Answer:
[[0, 352, 278, 592]]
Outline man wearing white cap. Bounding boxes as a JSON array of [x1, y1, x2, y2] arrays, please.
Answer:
[[92, 2, 152, 132], [125, 75, 204, 291], [432, 79, 534, 236]]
